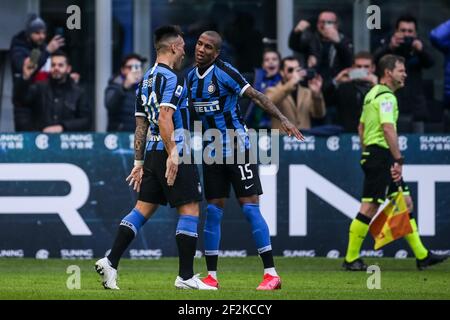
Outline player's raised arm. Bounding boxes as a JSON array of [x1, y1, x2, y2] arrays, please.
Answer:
[[243, 86, 305, 141]]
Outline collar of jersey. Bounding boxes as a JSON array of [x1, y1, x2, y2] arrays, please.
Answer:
[[195, 64, 215, 79], [151, 62, 173, 73]]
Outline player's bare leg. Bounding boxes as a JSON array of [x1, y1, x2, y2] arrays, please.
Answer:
[[174, 201, 217, 290], [95, 201, 158, 289]]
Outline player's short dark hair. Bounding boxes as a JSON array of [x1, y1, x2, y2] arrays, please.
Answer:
[[262, 48, 281, 62], [353, 51, 374, 64], [51, 50, 69, 64], [395, 14, 417, 29], [154, 25, 183, 51], [202, 30, 222, 51], [377, 54, 405, 77], [280, 56, 299, 70]]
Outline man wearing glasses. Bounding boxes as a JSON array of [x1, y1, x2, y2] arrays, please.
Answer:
[[266, 56, 326, 131], [289, 11, 353, 107], [104, 53, 147, 132], [373, 15, 434, 128]]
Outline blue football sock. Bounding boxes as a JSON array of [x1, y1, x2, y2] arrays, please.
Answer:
[[120, 208, 147, 236], [176, 215, 199, 238], [204, 204, 223, 256], [242, 203, 272, 254]]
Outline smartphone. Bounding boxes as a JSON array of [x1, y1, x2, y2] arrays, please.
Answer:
[[29, 48, 42, 66], [55, 27, 65, 38], [349, 68, 368, 80]]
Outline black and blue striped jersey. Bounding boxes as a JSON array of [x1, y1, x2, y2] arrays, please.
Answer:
[[135, 63, 192, 153], [187, 59, 251, 156]]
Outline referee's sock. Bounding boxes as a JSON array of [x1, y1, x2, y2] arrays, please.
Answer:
[[345, 213, 371, 263], [242, 204, 277, 274], [176, 215, 199, 281], [404, 217, 428, 260], [107, 208, 147, 269], [204, 204, 223, 278]]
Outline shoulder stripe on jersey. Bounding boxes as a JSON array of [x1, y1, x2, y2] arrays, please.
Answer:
[[211, 73, 220, 98], [155, 73, 163, 102], [216, 60, 247, 88]]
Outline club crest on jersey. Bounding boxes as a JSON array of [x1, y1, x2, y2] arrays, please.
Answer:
[[175, 85, 183, 97], [207, 83, 216, 94]]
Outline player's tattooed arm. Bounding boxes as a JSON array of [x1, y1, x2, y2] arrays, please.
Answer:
[[134, 116, 150, 161], [244, 86, 304, 140]]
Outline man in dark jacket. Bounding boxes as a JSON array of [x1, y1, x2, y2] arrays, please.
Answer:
[[334, 52, 378, 132], [289, 11, 353, 106], [14, 51, 91, 132], [430, 19, 450, 109], [373, 15, 434, 124], [104, 53, 147, 132], [10, 14, 65, 87]]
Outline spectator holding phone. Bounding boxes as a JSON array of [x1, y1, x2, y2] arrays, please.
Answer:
[[266, 56, 326, 130], [104, 53, 147, 132], [289, 11, 353, 106], [13, 51, 91, 132], [334, 52, 378, 132], [430, 19, 450, 111], [373, 15, 434, 126], [10, 14, 65, 86]]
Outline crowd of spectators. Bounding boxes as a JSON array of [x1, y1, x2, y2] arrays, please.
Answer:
[[4, 12, 450, 134]]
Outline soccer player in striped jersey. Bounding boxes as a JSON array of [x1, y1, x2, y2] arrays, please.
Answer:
[[188, 31, 304, 290], [95, 26, 216, 290]]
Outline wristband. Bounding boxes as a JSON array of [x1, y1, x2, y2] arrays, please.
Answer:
[[134, 160, 144, 167]]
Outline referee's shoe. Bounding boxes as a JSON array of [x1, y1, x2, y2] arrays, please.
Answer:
[[416, 251, 448, 270], [342, 258, 368, 271]]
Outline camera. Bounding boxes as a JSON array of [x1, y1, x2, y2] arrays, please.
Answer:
[[402, 36, 415, 49], [304, 68, 317, 81]]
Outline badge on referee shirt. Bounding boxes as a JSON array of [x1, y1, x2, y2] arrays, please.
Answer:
[[380, 101, 393, 113]]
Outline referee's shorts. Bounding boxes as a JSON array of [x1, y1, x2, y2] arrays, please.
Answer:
[[360, 145, 410, 204]]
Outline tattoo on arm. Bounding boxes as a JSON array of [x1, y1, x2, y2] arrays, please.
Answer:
[[245, 86, 286, 121], [135, 116, 149, 161]]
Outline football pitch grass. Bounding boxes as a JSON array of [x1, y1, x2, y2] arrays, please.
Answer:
[[0, 257, 449, 300]]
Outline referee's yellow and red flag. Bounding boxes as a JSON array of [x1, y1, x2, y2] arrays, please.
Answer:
[[369, 189, 413, 250]]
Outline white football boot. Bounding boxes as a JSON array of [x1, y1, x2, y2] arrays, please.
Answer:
[[95, 257, 120, 290], [174, 274, 218, 290]]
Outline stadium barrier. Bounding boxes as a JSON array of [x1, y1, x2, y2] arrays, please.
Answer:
[[0, 133, 449, 259]]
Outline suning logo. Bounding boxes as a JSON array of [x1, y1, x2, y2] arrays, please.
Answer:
[[361, 250, 383, 257], [60, 134, 94, 150], [283, 250, 316, 257], [129, 249, 162, 259], [218, 250, 247, 257], [283, 136, 315, 151], [0, 249, 24, 257], [420, 136, 450, 151], [0, 134, 24, 150], [61, 249, 93, 259]]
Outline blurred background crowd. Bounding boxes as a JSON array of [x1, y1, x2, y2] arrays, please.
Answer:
[[0, 0, 449, 135]]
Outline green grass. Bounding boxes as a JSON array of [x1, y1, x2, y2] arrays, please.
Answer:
[[0, 257, 449, 300]]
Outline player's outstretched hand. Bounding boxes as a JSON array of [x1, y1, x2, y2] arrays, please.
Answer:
[[281, 118, 305, 141], [165, 152, 179, 187], [126, 165, 144, 192]]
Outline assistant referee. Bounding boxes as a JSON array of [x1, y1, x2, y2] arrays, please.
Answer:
[[342, 54, 447, 271]]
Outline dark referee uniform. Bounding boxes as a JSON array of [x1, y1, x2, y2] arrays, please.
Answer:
[[135, 63, 202, 207], [359, 84, 409, 204], [187, 59, 263, 200]]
